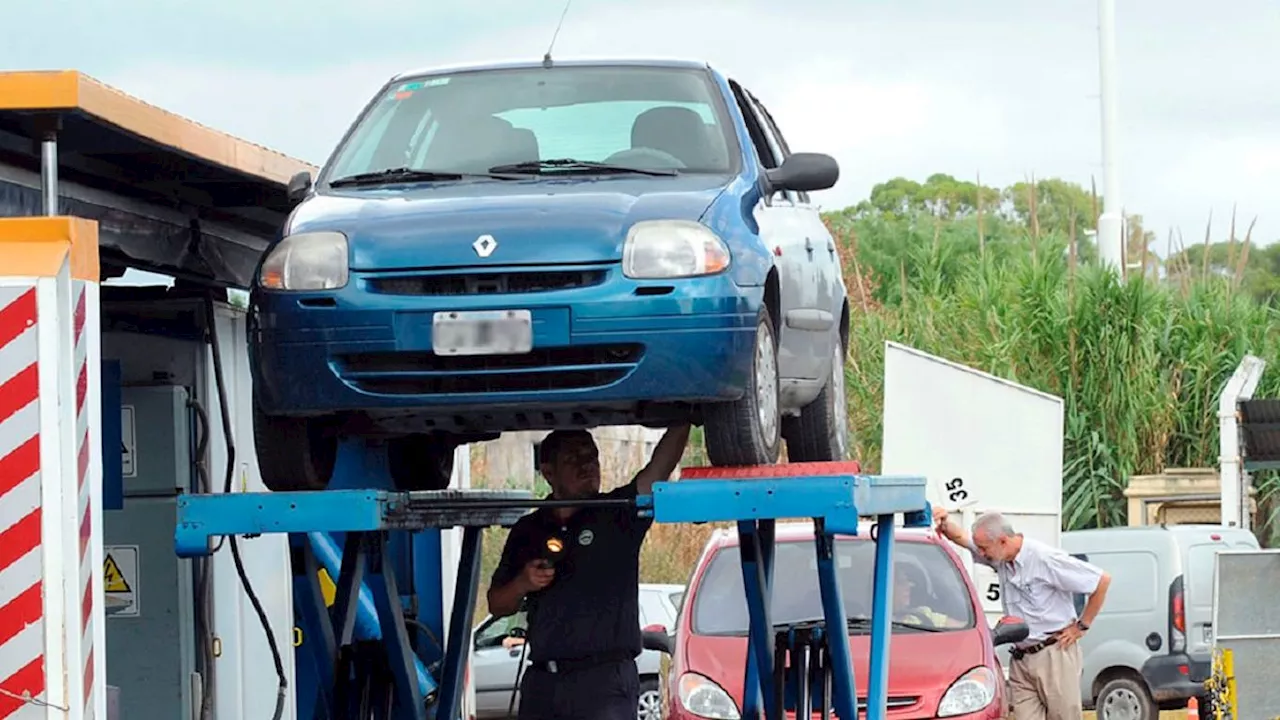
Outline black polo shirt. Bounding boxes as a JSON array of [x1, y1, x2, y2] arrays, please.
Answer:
[[490, 482, 652, 663]]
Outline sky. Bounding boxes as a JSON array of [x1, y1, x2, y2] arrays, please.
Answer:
[[5, 0, 1280, 252]]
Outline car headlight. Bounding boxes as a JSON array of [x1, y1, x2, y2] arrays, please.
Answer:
[[677, 672, 740, 720], [937, 666, 998, 717], [622, 220, 730, 279], [258, 231, 349, 290]]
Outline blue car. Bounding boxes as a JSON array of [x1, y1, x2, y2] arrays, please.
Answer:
[[248, 58, 851, 491]]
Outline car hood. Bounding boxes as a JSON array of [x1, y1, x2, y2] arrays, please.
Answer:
[[289, 175, 731, 271], [683, 629, 992, 718]]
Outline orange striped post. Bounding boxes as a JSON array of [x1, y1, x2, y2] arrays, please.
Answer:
[[0, 217, 103, 720]]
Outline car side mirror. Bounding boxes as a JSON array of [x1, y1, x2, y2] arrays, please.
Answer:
[[641, 624, 673, 655], [764, 152, 839, 194], [287, 170, 313, 206], [991, 620, 1030, 647]]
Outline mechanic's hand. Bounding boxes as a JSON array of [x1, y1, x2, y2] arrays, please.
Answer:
[[932, 506, 950, 532], [520, 559, 555, 592], [1056, 623, 1085, 648]]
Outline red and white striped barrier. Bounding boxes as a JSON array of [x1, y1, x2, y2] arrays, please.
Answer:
[[0, 218, 103, 720]]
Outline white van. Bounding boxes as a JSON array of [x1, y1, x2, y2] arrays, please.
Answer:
[[1061, 524, 1259, 720]]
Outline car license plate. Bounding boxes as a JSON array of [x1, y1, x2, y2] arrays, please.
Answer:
[[432, 310, 533, 356]]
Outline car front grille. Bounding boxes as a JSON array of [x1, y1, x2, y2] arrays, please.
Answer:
[[334, 343, 643, 395], [366, 269, 607, 296]]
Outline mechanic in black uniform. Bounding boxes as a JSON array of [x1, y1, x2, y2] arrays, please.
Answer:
[[486, 424, 691, 720]]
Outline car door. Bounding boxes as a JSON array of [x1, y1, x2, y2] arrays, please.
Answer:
[[471, 612, 528, 718], [728, 80, 821, 382], [751, 92, 844, 343]]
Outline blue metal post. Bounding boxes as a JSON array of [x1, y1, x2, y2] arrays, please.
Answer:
[[865, 514, 896, 720], [738, 519, 777, 719], [308, 531, 382, 641], [433, 526, 483, 720], [813, 522, 857, 720]]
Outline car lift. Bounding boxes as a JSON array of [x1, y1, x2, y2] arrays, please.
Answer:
[[173, 442, 930, 720]]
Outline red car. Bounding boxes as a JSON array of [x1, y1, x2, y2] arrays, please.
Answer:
[[660, 522, 1026, 720]]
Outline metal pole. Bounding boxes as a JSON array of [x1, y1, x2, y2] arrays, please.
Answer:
[[40, 131, 59, 216], [1097, 0, 1124, 274]]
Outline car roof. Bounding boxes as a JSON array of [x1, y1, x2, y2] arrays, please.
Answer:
[[706, 520, 937, 548], [391, 56, 714, 82]]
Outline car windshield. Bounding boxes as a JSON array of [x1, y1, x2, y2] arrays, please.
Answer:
[[691, 538, 976, 636], [323, 64, 738, 183]]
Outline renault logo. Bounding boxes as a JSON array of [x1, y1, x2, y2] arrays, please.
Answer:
[[473, 234, 497, 258]]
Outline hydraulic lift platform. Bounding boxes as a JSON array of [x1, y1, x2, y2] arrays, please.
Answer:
[[173, 457, 930, 720]]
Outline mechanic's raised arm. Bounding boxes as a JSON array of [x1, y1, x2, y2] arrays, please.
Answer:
[[631, 423, 692, 496]]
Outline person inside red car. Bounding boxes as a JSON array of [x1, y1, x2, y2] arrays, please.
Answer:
[[894, 561, 965, 629]]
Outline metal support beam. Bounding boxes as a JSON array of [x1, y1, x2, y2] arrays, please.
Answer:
[[174, 462, 929, 720]]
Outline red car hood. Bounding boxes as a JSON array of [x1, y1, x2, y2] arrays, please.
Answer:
[[684, 629, 992, 718]]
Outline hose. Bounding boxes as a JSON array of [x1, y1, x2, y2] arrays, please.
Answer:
[[507, 635, 530, 719], [204, 295, 287, 719], [188, 398, 216, 720]]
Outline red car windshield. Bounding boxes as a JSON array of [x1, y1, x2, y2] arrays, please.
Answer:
[[690, 538, 977, 635]]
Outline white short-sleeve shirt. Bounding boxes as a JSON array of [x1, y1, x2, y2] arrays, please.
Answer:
[[968, 535, 1104, 645]]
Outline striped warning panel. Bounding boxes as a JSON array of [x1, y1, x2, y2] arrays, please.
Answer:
[[0, 285, 45, 718], [73, 282, 95, 719]]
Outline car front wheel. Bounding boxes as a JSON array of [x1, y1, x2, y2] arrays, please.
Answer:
[[253, 401, 338, 491], [783, 332, 851, 462], [704, 307, 781, 466]]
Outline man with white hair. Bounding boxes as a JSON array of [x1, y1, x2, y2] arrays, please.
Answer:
[[933, 507, 1112, 720]]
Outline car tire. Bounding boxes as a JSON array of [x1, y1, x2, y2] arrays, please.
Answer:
[[252, 401, 337, 491], [388, 433, 458, 491], [704, 306, 782, 466], [637, 677, 661, 720], [783, 331, 851, 462], [1096, 676, 1157, 720]]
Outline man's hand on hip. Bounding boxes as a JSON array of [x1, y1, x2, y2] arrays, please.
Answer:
[[1056, 623, 1085, 648]]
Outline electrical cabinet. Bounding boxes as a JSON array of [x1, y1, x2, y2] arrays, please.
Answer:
[[103, 384, 197, 720]]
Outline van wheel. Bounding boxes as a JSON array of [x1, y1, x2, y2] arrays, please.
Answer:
[[253, 402, 337, 491], [1097, 677, 1156, 720]]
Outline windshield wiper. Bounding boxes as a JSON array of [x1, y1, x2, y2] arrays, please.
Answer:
[[329, 167, 518, 187], [487, 158, 678, 177], [846, 615, 947, 633]]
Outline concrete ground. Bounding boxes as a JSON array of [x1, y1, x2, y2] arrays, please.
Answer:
[[1080, 707, 1187, 712]]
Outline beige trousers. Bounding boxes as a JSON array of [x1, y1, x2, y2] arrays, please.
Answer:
[[1007, 642, 1083, 720]]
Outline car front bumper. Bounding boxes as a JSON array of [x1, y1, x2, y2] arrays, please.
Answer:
[[250, 264, 763, 427]]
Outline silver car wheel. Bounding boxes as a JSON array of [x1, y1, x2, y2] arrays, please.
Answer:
[[832, 341, 849, 458], [637, 687, 661, 720], [755, 322, 779, 443]]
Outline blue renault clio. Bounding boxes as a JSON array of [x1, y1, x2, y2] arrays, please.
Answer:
[[249, 58, 850, 491]]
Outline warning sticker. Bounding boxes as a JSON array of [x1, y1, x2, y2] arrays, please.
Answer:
[[104, 545, 139, 617]]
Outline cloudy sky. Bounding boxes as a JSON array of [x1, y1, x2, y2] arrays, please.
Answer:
[[6, 0, 1280, 249]]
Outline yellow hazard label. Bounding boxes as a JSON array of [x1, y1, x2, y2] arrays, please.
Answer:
[[104, 554, 131, 593], [319, 568, 336, 607]]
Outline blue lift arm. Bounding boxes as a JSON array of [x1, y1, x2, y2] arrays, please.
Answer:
[[175, 461, 930, 720]]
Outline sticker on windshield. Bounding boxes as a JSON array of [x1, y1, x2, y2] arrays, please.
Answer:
[[392, 77, 448, 101]]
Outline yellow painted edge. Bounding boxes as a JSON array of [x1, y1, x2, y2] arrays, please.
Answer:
[[0, 217, 100, 281], [0, 70, 318, 186], [0, 70, 81, 111]]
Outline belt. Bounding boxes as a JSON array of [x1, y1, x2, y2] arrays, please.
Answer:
[[1009, 626, 1071, 661], [529, 650, 634, 675]]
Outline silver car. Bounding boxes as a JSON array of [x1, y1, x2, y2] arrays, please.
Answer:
[[471, 583, 685, 719]]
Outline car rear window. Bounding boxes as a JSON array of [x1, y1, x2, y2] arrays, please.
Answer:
[[691, 538, 976, 636], [325, 64, 738, 181]]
